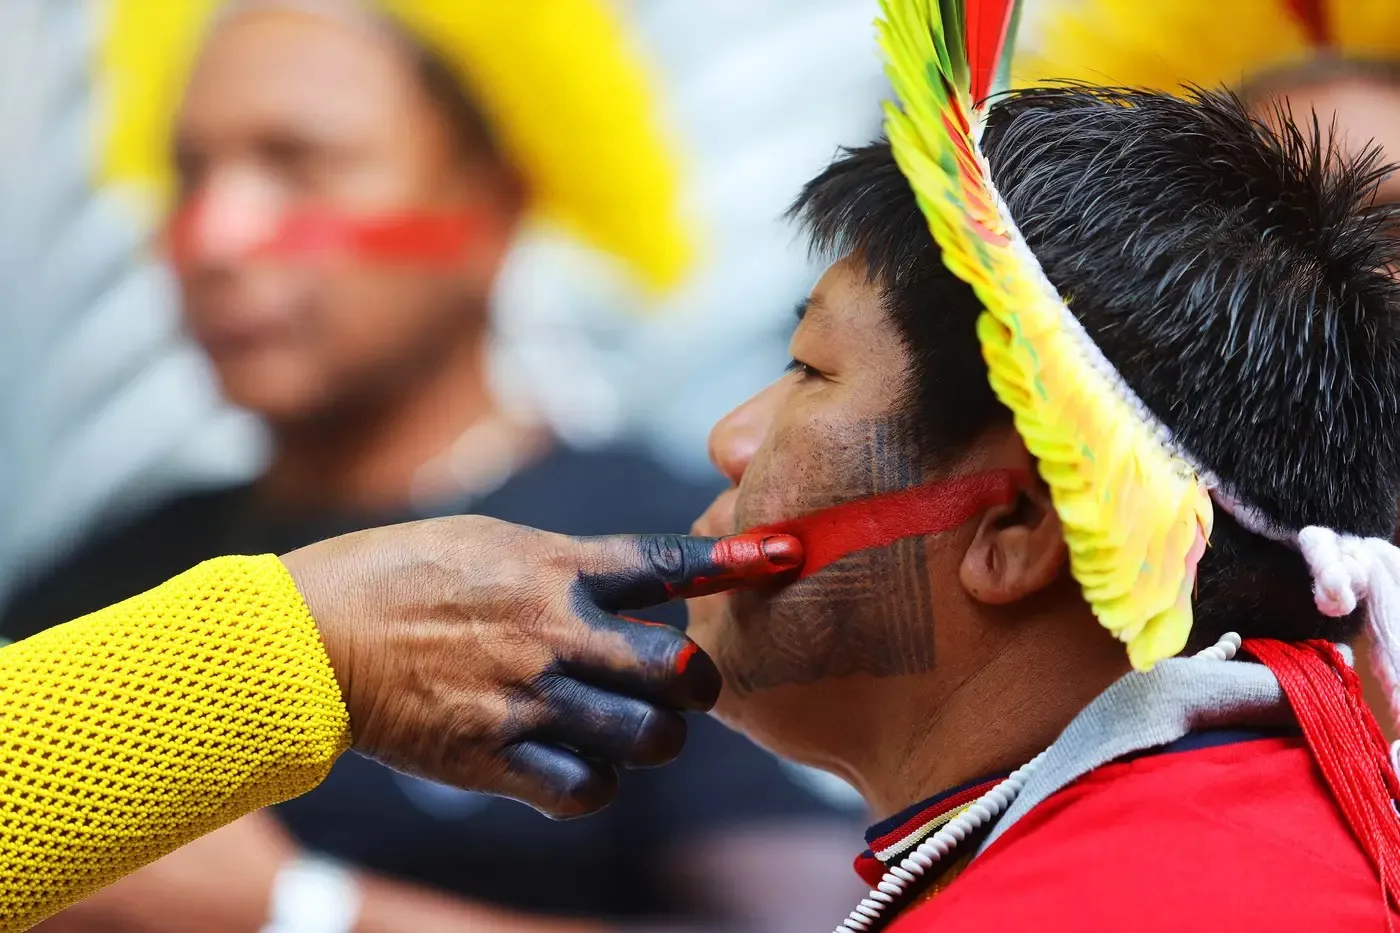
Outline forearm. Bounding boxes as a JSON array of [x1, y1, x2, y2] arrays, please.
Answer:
[[0, 556, 350, 931]]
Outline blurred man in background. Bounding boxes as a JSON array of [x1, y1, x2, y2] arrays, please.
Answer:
[[1014, 1, 1400, 200], [2, 2, 866, 931]]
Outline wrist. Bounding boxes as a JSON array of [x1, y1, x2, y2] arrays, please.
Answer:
[[279, 549, 356, 708], [260, 854, 363, 933]]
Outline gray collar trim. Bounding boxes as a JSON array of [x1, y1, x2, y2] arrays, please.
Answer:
[[977, 653, 1300, 853]]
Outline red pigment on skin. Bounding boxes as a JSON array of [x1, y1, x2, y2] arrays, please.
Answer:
[[672, 641, 698, 675], [663, 533, 805, 600], [614, 618, 698, 675], [165, 202, 483, 267], [744, 469, 1026, 580]]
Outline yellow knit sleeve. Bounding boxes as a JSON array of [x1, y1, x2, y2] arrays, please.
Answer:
[[0, 554, 351, 931]]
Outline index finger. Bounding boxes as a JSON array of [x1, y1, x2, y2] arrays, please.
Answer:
[[574, 532, 803, 611]]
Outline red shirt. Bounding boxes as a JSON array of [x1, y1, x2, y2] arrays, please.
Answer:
[[890, 737, 1397, 931]]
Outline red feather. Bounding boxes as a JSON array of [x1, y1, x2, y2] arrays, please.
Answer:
[[1283, 0, 1332, 47], [965, 0, 1016, 105]]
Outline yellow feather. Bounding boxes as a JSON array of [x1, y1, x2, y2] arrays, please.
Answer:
[[97, 0, 690, 292], [1014, 0, 1400, 93], [878, 0, 1214, 670], [1335, 0, 1400, 59]]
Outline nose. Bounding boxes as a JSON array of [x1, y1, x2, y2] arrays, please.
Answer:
[[707, 378, 787, 486], [171, 169, 283, 268]]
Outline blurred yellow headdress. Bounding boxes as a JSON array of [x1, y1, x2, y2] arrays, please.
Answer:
[[1012, 0, 1400, 92], [98, 0, 692, 291]]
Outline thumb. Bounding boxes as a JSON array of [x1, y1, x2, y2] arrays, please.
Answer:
[[576, 532, 803, 611]]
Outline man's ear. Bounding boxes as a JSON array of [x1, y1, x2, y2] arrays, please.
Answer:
[[958, 481, 1067, 605]]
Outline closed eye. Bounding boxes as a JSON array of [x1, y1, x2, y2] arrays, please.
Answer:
[[786, 358, 822, 380]]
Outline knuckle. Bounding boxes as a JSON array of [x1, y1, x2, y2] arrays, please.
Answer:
[[635, 626, 688, 677], [535, 531, 587, 576], [639, 535, 690, 581], [437, 716, 490, 769], [625, 703, 668, 748]]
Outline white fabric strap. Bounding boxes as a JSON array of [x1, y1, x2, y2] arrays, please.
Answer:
[[1297, 526, 1400, 727], [260, 855, 362, 933]]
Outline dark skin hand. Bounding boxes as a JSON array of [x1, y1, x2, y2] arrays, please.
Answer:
[[280, 514, 802, 819]]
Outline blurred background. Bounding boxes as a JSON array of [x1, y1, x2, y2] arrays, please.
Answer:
[[0, 0, 891, 599], [2, 0, 1398, 930]]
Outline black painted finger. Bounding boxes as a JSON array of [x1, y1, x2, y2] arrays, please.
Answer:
[[496, 741, 620, 820], [531, 676, 688, 770], [574, 532, 803, 611], [558, 607, 722, 712]]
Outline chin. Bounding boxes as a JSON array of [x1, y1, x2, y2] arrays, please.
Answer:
[[708, 676, 861, 786], [214, 365, 323, 423], [687, 600, 851, 777]]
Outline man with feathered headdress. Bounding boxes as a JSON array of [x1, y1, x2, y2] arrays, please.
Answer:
[[5, 2, 867, 931], [680, 0, 1400, 929]]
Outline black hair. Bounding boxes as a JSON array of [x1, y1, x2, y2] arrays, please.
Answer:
[[360, 9, 506, 170], [789, 86, 1400, 647], [408, 40, 507, 168]]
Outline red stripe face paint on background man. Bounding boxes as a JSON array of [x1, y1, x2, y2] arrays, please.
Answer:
[[164, 197, 485, 270]]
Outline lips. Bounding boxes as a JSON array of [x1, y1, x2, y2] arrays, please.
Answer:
[[192, 313, 291, 360]]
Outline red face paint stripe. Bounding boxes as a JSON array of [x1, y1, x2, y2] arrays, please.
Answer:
[[165, 202, 483, 268], [743, 470, 1026, 581]]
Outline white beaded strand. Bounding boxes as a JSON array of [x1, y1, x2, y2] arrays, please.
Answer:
[[832, 632, 1241, 933], [1192, 631, 1241, 662]]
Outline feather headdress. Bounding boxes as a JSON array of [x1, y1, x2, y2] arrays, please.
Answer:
[[876, 0, 1400, 714], [1012, 0, 1400, 93], [98, 0, 691, 291], [876, 0, 1214, 670]]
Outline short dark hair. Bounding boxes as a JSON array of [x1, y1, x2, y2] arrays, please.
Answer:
[[409, 41, 506, 166], [373, 14, 507, 170], [789, 86, 1400, 647]]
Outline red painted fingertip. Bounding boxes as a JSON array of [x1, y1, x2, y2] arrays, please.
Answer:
[[758, 534, 803, 569], [662, 534, 805, 600], [673, 640, 698, 675], [710, 532, 805, 576]]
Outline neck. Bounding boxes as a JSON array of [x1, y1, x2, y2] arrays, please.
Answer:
[[849, 601, 1131, 820], [259, 339, 542, 513]]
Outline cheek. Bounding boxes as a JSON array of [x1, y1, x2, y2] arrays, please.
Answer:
[[732, 408, 879, 530], [313, 269, 473, 364]]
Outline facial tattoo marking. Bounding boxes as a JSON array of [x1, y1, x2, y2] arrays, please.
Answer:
[[723, 413, 935, 694]]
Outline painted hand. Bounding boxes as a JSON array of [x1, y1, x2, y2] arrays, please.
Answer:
[[280, 516, 801, 819]]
